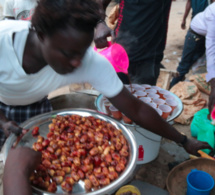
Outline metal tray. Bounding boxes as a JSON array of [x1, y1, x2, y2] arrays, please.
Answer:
[[95, 91, 183, 126], [2, 108, 137, 195]]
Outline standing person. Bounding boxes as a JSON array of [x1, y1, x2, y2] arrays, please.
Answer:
[[170, 0, 214, 88], [3, 0, 37, 20], [185, 3, 215, 117], [0, 0, 212, 156], [94, 0, 172, 85]]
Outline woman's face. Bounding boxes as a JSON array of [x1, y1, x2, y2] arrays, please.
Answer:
[[40, 26, 93, 74]]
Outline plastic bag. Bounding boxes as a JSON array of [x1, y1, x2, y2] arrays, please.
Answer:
[[190, 108, 214, 137], [197, 128, 214, 154], [190, 108, 215, 154], [170, 81, 206, 125]]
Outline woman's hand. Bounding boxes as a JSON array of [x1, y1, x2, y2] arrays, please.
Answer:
[[0, 110, 22, 137], [94, 22, 113, 48], [2, 121, 22, 137], [183, 138, 213, 156], [5, 147, 41, 174], [3, 147, 42, 195]]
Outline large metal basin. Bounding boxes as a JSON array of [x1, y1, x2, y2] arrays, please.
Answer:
[[2, 108, 137, 195]]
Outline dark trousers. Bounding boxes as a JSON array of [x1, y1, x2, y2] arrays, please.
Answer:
[[170, 29, 205, 88], [116, 0, 172, 85], [118, 60, 161, 85]]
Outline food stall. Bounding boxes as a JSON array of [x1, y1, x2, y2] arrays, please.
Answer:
[[0, 83, 182, 194], [3, 109, 137, 194]]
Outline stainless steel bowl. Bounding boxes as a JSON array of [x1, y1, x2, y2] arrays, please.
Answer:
[[2, 108, 137, 195]]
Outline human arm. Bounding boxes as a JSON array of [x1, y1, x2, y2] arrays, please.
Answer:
[[0, 110, 22, 137], [208, 78, 215, 117], [3, 147, 42, 195], [204, 8, 215, 116], [94, 0, 113, 48], [85, 49, 212, 155], [109, 87, 213, 155], [181, 0, 191, 29]]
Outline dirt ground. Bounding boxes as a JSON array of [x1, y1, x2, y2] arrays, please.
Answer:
[[162, 0, 190, 71]]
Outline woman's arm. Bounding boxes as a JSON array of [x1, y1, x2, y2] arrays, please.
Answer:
[[3, 147, 41, 195], [109, 87, 213, 156], [205, 9, 215, 115], [181, 0, 191, 29], [0, 110, 22, 137]]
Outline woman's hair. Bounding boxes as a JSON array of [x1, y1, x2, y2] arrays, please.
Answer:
[[31, 0, 103, 36]]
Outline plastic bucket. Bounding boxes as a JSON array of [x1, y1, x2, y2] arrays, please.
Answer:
[[130, 126, 162, 164], [186, 169, 214, 195], [94, 41, 129, 74]]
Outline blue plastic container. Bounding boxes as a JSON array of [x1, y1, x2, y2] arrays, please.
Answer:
[[187, 169, 214, 195]]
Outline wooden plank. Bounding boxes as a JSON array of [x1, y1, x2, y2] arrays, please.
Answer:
[[157, 69, 177, 90]]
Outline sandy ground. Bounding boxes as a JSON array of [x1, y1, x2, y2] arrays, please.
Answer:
[[162, 0, 191, 71]]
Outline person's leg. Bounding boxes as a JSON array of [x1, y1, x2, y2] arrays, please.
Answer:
[[117, 60, 160, 85], [117, 72, 130, 84], [192, 37, 205, 64], [177, 30, 199, 76], [128, 60, 160, 85], [170, 29, 200, 88]]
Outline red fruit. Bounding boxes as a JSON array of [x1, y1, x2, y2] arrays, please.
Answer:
[[103, 133, 110, 141], [94, 156, 101, 167], [34, 143, 43, 152], [42, 139, 50, 148], [32, 126, 39, 136]]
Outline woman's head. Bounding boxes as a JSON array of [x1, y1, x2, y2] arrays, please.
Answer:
[[31, 0, 102, 35], [31, 0, 103, 74]]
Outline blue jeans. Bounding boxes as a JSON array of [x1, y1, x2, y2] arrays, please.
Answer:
[[170, 29, 205, 88]]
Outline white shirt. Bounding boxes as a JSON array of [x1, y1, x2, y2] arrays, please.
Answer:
[[191, 2, 215, 82], [0, 20, 123, 105], [3, 0, 37, 20]]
